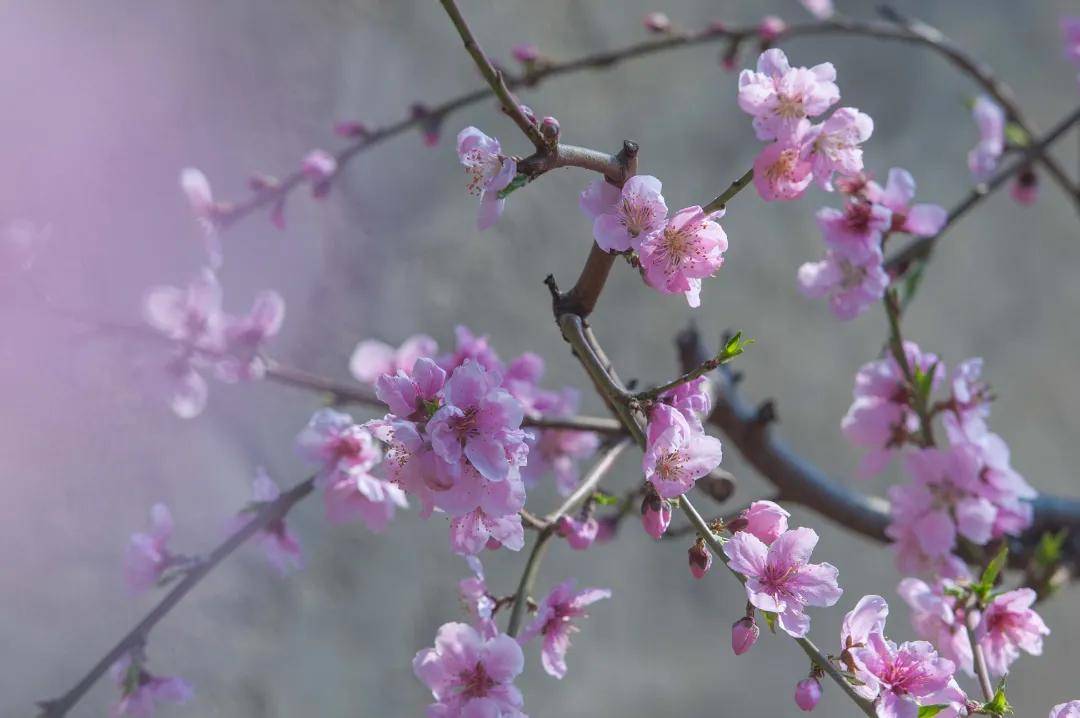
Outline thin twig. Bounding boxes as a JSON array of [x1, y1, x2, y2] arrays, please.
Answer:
[[702, 168, 755, 215], [965, 618, 996, 702]]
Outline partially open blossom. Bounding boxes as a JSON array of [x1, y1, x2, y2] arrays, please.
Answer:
[[723, 527, 842, 637], [437, 325, 504, 374], [688, 539, 713, 578], [643, 11, 671, 33], [798, 246, 888, 320], [867, 168, 947, 237], [153, 354, 210, 419], [296, 408, 381, 487], [841, 594, 889, 655], [456, 126, 518, 230], [110, 655, 193, 718], [898, 577, 974, 676], [349, 334, 438, 384], [556, 515, 599, 551], [641, 488, 673, 539], [143, 269, 223, 349], [179, 168, 215, 219], [968, 96, 1005, 182], [976, 588, 1050, 677], [737, 500, 790, 545], [639, 205, 728, 307], [758, 15, 787, 42], [806, 107, 874, 190], [1051, 701, 1080, 718], [520, 579, 611, 679], [816, 200, 892, 261], [216, 290, 285, 382], [235, 469, 303, 574], [459, 556, 496, 630], [413, 622, 526, 717], [592, 174, 668, 253], [642, 404, 724, 499], [754, 131, 814, 201], [795, 677, 822, 712], [731, 616, 760, 655], [124, 503, 175, 593], [851, 634, 956, 718], [301, 149, 337, 198], [1011, 168, 1039, 206], [738, 49, 838, 142]]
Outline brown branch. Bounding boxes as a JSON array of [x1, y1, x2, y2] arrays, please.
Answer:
[[38, 475, 317, 718]]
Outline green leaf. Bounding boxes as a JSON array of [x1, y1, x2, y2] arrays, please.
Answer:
[[496, 173, 529, 199], [761, 610, 778, 634], [592, 490, 618, 506], [1035, 529, 1068, 567], [918, 704, 950, 718], [1004, 122, 1030, 147], [900, 258, 928, 309], [719, 332, 754, 363], [980, 544, 1009, 590], [983, 683, 1012, 716]]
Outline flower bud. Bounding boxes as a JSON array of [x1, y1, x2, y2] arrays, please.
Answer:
[[643, 12, 671, 33], [641, 490, 672, 539], [517, 104, 538, 126], [410, 103, 442, 147], [794, 677, 821, 712], [556, 515, 599, 551], [688, 540, 712, 579], [539, 116, 561, 141], [725, 516, 749, 533], [731, 616, 759, 655], [511, 43, 540, 63], [1010, 168, 1038, 206]]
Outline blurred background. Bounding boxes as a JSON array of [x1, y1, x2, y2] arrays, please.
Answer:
[[3, 0, 1079, 715]]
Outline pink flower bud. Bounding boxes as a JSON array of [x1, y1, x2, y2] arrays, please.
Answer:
[[302, 150, 337, 199], [539, 116, 560, 141], [334, 120, 369, 139], [731, 616, 759, 655], [688, 540, 712, 579], [758, 15, 786, 41], [640, 491, 672, 539], [512, 43, 540, 63], [794, 677, 822, 712], [1010, 168, 1038, 206], [643, 12, 671, 33]]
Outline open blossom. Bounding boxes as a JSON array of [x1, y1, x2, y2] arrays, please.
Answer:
[[867, 168, 947, 238], [520, 579, 611, 679], [642, 404, 724, 499], [376, 357, 448, 419], [143, 269, 223, 348], [436, 461, 528, 555], [591, 174, 668, 253], [841, 594, 889, 658], [349, 334, 438, 383], [124, 503, 175, 593], [753, 129, 814, 201], [853, 634, 956, 718], [556, 515, 599, 550], [738, 49, 839, 142], [658, 375, 711, 424], [459, 556, 496, 632], [296, 408, 381, 486], [798, 246, 888, 320], [1052, 702, 1080, 718], [816, 200, 892, 261], [723, 527, 842, 637], [942, 358, 991, 437], [234, 469, 303, 574], [323, 465, 408, 533], [805, 107, 874, 190], [456, 126, 517, 230], [842, 342, 941, 478], [968, 96, 1005, 182], [110, 655, 193, 718], [976, 588, 1050, 677], [428, 360, 527, 482], [736, 500, 790, 545], [638, 205, 727, 307], [898, 577, 974, 676], [413, 622, 526, 718], [216, 290, 285, 382]]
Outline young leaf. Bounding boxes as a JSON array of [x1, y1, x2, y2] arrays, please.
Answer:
[[918, 704, 950, 718], [761, 609, 778, 634], [1035, 529, 1068, 567], [1004, 122, 1030, 147], [980, 544, 1009, 591], [983, 684, 1012, 716], [592, 490, 619, 506]]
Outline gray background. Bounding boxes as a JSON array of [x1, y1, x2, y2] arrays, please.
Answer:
[[3, 0, 1079, 715]]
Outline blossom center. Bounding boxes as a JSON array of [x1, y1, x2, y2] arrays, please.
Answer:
[[458, 661, 496, 699], [655, 450, 686, 483], [620, 197, 655, 236]]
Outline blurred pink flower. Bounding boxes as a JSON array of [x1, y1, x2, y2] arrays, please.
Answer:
[[519, 579, 611, 679]]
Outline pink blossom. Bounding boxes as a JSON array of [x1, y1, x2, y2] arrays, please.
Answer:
[[643, 12, 671, 33], [968, 96, 1005, 182], [688, 540, 713, 578], [642, 404, 724, 499], [976, 588, 1049, 677], [941, 358, 991, 437], [349, 334, 439, 384], [737, 499, 790, 545], [816, 200, 893, 261], [512, 43, 540, 63], [110, 656, 193, 718], [323, 467, 408, 533], [124, 503, 175, 593], [639, 205, 727, 307], [753, 130, 815, 201], [296, 408, 381, 487], [334, 120, 369, 138], [851, 634, 955, 718], [658, 376, 711, 425], [235, 469, 303, 574], [798, 247, 888, 320], [799, 0, 834, 19], [758, 15, 788, 42], [436, 462, 528, 555], [579, 178, 621, 220], [1011, 169, 1039, 206], [842, 342, 941, 478], [731, 616, 760, 655], [428, 360, 527, 482], [301, 149, 337, 198], [153, 354, 210, 419], [897, 577, 974, 675], [413, 622, 526, 717], [556, 515, 599, 551], [376, 357, 448, 419], [1064, 17, 1080, 65], [806, 107, 874, 190], [641, 489, 672, 539], [592, 175, 668, 253], [738, 49, 839, 142], [795, 677, 822, 711], [450, 505, 526, 555], [216, 290, 285, 382], [143, 269, 223, 348], [438, 325, 505, 374], [841, 594, 889, 654], [456, 127, 518, 230], [723, 527, 842, 637], [867, 168, 947, 237], [368, 418, 444, 518], [1051, 702, 1080, 718], [520, 579, 611, 679]]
